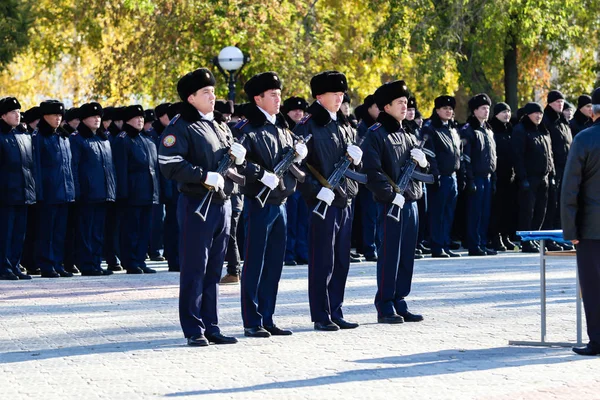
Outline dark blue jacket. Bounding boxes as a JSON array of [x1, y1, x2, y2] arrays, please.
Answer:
[[542, 106, 572, 179], [511, 116, 555, 181], [0, 121, 36, 205], [33, 119, 75, 204], [148, 120, 178, 204], [237, 104, 297, 205], [489, 117, 515, 182], [112, 123, 159, 206], [422, 113, 462, 178], [362, 112, 426, 203], [460, 116, 497, 181], [158, 103, 240, 203], [294, 101, 359, 209], [70, 123, 116, 203]]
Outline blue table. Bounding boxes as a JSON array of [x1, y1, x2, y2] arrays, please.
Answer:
[[509, 230, 583, 347]]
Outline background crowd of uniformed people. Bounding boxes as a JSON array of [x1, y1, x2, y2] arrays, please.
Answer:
[[0, 68, 592, 345]]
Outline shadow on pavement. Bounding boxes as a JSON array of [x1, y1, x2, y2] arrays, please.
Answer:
[[163, 346, 581, 397]]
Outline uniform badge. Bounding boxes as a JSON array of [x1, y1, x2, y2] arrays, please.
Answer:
[[162, 134, 176, 147]]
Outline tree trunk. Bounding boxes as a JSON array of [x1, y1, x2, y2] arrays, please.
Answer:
[[504, 33, 518, 112]]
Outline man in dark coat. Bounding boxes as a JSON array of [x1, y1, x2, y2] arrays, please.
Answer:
[[33, 100, 76, 278], [422, 96, 462, 258], [0, 97, 35, 280], [363, 80, 428, 324], [159, 68, 244, 346], [561, 87, 600, 356], [512, 102, 554, 253], [570, 95, 593, 138], [488, 102, 518, 251], [295, 70, 362, 331], [542, 90, 573, 251], [70, 102, 116, 276], [461, 94, 497, 256], [112, 105, 159, 274], [237, 72, 307, 338]]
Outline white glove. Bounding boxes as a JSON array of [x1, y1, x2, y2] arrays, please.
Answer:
[[205, 172, 224, 191], [410, 148, 428, 168], [346, 144, 363, 166], [230, 143, 246, 165], [260, 171, 279, 190], [392, 193, 405, 209], [316, 187, 335, 206], [294, 142, 308, 163]]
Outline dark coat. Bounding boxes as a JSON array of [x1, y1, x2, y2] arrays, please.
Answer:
[[511, 116, 554, 182], [489, 117, 515, 182], [362, 112, 425, 203], [561, 119, 600, 240], [32, 119, 75, 204], [158, 102, 239, 202], [237, 104, 296, 205], [294, 101, 359, 209], [422, 113, 462, 178], [460, 116, 497, 181], [112, 123, 159, 205], [570, 109, 592, 138], [69, 123, 116, 203], [542, 105, 572, 179], [0, 120, 36, 205]]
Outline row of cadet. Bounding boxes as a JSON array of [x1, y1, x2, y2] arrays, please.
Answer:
[[0, 83, 589, 281]]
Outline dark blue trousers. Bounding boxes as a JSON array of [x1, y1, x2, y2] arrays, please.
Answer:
[[21, 204, 37, 271], [36, 203, 69, 274], [428, 174, 458, 254], [0, 205, 28, 274], [63, 203, 76, 270], [285, 191, 309, 263], [308, 204, 352, 323], [360, 188, 379, 258], [576, 239, 600, 345], [163, 201, 180, 269], [241, 200, 287, 328], [417, 184, 428, 244], [375, 201, 418, 317], [75, 203, 107, 273], [120, 205, 152, 270], [178, 195, 231, 337], [103, 202, 121, 267], [149, 204, 165, 257], [466, 176, 492, 251]]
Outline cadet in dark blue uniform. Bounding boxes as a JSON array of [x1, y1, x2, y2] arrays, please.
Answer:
[[159, 68, 243, 346], [237, 72, 307, 338], [296, 71, 362, 331], [149, 103, 180, 271], [461, 94, 497, 256], [282, 96, 310, 266], [356, 94, 380, 262], [570, 95, 593, 138], [512, 103, 555, 253], [0, 97, 35, 280], [112, 105, 159, 274], [145, 107, 166, 261], [362, 81, 428, 323], [103, 106, 125, 271], [70, 102, 116, 276], [422, 96, 462, 258], [33, 100, 76, 278]]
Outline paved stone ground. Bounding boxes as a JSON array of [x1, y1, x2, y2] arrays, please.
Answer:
[[1, 250, 599, 400]]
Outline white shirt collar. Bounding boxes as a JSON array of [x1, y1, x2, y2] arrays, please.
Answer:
[[317, 101, 337, 121], [257, 106, 276, 125], [199, 111, 214, 121]]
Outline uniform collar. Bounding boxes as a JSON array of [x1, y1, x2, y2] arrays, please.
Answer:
[[376, 111, 403, 133], [244, 103, 289, 129], [317, 100, 337, 121], [199, 111, 214, 121], [306, 101, 349, 127], [0, 119, 14, 134], [122, 122, 143, 137], [257, 105, 276, 125]]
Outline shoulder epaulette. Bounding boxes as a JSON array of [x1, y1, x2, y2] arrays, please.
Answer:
[[168, 114, 181, 126], [118, 132, 127, 138], [72, 131, 78, 136], [298, 114, 312, 125], [462, 123, 470, 129], [234, 118, 249, 130], [368, 122, 382, 131]]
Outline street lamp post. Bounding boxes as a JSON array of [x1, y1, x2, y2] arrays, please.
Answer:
[[212, 46, 250, 102]]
